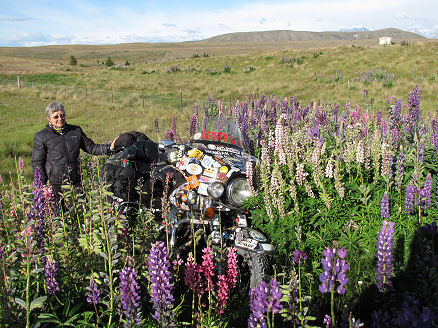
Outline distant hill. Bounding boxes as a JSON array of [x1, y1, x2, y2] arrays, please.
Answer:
[[205, 28, 425, 42]]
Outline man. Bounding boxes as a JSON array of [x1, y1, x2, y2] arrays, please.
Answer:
[[32, 102, 118, 204]]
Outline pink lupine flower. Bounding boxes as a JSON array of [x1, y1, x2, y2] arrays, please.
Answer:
[[201, 247, 215, 291], [184, 254, 204, 296]]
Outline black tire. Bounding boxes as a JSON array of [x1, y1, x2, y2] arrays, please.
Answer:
[[236, 249, 271, 290]]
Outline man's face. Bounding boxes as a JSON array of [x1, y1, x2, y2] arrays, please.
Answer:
[[47, 110, 66, 129]]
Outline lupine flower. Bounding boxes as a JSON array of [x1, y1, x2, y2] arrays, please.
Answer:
[[325, 159, 334, 178], [148, 241, 174, 326], [18, 157, 24, 174], [418, 142, 425, 165], [405, 181, 417, 214], [293, 249, 308, 264], [246, 160, 257, 196], [172, 253, 184, 271], [394, 293, 435, 327], [248, 282, 268, 328], [380, 192, 390, 218], [323, 314, 332, 328], [190, 105, 198, 137], [380, 143, 393, 177], [201, 247, 215, 291], [248, 279, 283, 328], [376, 220, 395, 292], [45, 258, 60, 295], [408, 85, 421, 125], [319, 247, 349, 295], [266, 278, 283, 314], [184, 253, 204, 296], [295, 163, 308, 186], [419, 173, 433, 209], [217, 249, 239, 316], [119, 266, 142, 328], [87, 277, 101, 305], [394, 152, 405, 191]]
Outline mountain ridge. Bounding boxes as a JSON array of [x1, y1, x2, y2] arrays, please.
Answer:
[[205, 28, 425, 42]]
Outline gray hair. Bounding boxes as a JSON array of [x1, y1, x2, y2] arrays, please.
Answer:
[[45, 102, 65, 117]]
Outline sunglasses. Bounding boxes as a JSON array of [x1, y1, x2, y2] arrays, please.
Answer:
[[51, 114, 66, 119]]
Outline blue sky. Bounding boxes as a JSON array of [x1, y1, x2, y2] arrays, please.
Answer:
[[1, 0, 437, 47]]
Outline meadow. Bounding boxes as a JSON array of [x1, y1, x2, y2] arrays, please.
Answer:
[[0, 38, 438, 327]]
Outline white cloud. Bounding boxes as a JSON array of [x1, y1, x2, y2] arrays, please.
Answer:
[[1, 0, 437, 46]]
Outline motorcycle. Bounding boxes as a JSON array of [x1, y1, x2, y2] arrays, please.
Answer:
[[105, 117, 274, 289]]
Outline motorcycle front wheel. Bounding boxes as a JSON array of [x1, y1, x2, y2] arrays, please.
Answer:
[[236, 249, 271, 290]]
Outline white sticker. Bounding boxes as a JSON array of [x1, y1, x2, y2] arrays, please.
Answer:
[[201, 155, 214, 168], [203, 167, 218, 178], [186, 163, 203, 175], [198, 183, 209, 195], [176, 157, 188, 170]]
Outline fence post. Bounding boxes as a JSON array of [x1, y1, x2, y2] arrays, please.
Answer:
[[17, 76, 21, 88]]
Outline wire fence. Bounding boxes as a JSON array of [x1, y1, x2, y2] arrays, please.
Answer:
[[0, 77, 230, 123]]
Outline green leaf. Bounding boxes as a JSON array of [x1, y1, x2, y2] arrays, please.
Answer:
[[30, 296, 47, 311], [14, 297, 26, 309]]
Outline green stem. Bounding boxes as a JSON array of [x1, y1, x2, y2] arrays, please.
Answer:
[[97, 166, 114, 325], [331, 288, 335, 327], [25, 254, 31, 328]]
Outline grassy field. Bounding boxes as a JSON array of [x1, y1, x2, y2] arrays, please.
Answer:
[[0, 38, 437, 180]]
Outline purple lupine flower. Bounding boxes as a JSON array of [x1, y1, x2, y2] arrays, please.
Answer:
[[376, 220, 395, 292], [395, 152, 405, 190], [293, 249, 308, 264], [248, 281, 268, 328], [418, 142, 425, 165], [420, 221, 437, 236], [363, 89, 368, 98], [394, 293, 435, 327], [248, 279, 283, 328], [165, 129, 174, 141], [433, 122, 438, 160], [266, 278, 283, 314], [419, 173, 433, 209], [405, 181, 417, 214], [323, 314, 332, 328], [380, 192, 390, 218], [87, 277, 101, 305], [391, 127, 400, 149], [119, 266, 142, 327], [147, 241, 174, 326], [189, 105, 198, 137], [45, 258, 60, 295], [408, 85, 421, 125], [319, 247, 349, 295]]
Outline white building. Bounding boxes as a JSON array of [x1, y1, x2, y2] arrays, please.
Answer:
[[379, 37, 392, 45]]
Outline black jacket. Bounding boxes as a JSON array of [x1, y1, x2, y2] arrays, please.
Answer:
[[32, 124, 111, 185]]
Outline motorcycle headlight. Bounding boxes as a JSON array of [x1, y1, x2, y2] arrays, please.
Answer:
[[227, 178, 251, 206], [207, 182, 224, 199]]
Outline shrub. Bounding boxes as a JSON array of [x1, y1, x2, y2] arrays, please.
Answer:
[[105, 56, 115, 67], [69, 55, 77, 66]]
